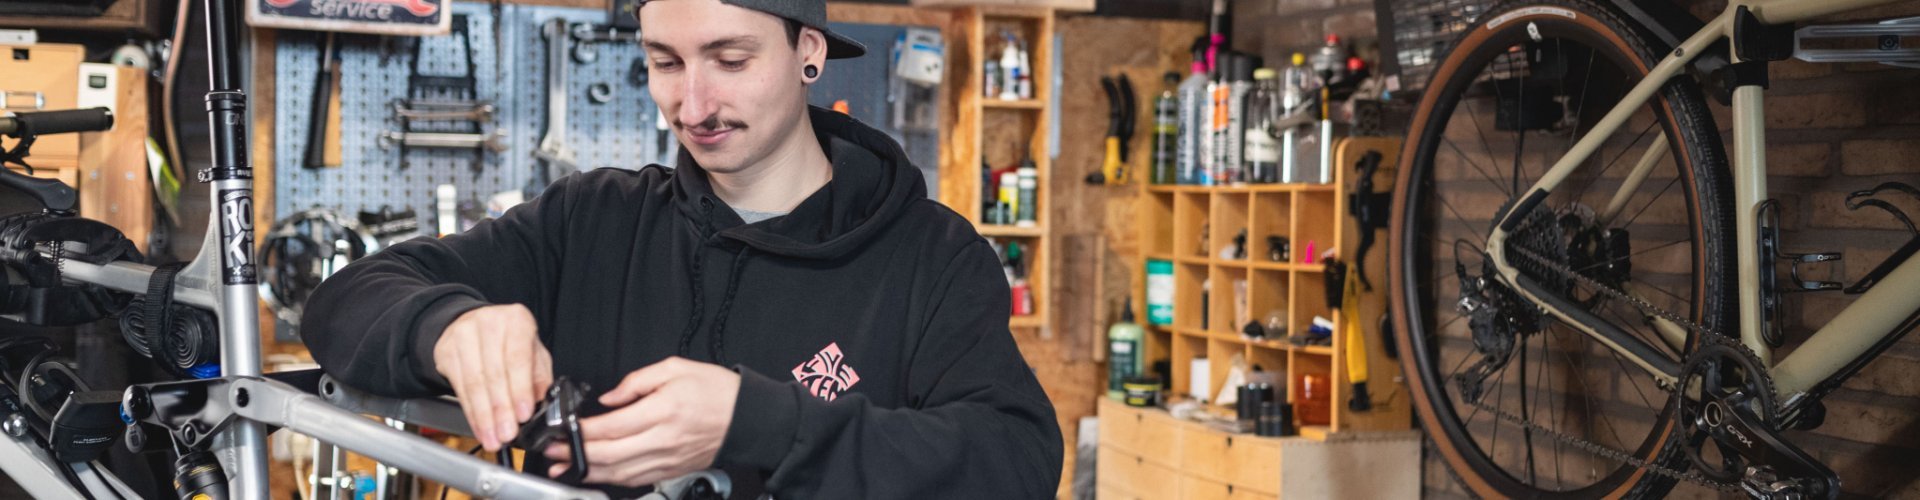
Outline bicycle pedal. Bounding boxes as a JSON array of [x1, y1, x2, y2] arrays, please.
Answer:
[[1795, 17, 1920, 68]]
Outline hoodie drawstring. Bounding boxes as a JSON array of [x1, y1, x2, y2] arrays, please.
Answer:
[[676, 200, 717, 359], [677, 198, 752, 366], [706, 247, 751, 365]]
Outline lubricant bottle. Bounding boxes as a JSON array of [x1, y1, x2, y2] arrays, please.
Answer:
[[1107, 299, 1146, 399], [1244, 68, 1280, 183], [1151, 73, 1180, 184], [1176, 40, 1209, 184]]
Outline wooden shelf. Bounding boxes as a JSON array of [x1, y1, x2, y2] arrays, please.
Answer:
[[982, 98, 1044, 110], [1133, 137, 1411, 436], [938, 7, 1056, 330], [978, 224, 1046, 238]]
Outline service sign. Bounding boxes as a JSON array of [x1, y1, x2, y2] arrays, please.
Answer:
[[247, 0, 452, 36]]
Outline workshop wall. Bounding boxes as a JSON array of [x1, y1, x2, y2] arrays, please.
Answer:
[[1045, 13, 1205, 498], [1256, 0, 1920, 498]]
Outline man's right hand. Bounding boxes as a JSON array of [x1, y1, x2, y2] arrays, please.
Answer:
[[434, 303, 554, 452]]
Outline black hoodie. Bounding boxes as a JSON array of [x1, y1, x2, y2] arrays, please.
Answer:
[[301, 107, 1063, 499]]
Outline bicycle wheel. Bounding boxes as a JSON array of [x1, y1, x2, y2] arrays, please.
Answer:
[[1389, 0, 1734, 497]]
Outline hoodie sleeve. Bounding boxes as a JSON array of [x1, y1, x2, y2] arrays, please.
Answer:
[[299, 178, 575, 398], [716, 240, 1064, 498]]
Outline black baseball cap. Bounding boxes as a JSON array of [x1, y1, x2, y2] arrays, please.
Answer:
[[638, 0, 867, 59]]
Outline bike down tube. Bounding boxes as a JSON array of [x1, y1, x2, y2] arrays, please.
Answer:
[[1485, 11, 1732, 384], [228, 377, 608, 500], [1773, 255, 1920, 396]]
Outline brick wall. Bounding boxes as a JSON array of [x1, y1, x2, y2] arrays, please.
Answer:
[[1234, 0, 1920, 497]]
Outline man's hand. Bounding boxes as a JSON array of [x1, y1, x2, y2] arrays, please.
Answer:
[[435, 303, 554, 452], [544, 357, 740, 487]]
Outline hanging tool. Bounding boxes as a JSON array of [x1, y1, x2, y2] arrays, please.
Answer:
[[1339, 259, 1372, 412], [378, 130, 509, 152], [397, 13, 488, 171], [1346, 150, 1388, 290], [1087, 73, 1136, 185], [304, 32, 342, 169], [570, 21, 641, 64], [533, 17, 581, 194]]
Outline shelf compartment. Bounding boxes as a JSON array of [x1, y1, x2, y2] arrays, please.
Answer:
[[1290, 269, 1334, 345], [1251, 191, 1293, 265], [1173, 261, 1208, 331], [1171, 334, 1209, 403], [1207, 266, 1249, 335], [1205, 338, 1242, 407], [1208, 192, 1251, 263], [1173, 191, 1209, 260], [1292, 190, 1339, 264], [1247, 268, 1289, 339]]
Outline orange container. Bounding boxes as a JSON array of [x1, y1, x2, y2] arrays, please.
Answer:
[[1294, 373, 1332, 427]]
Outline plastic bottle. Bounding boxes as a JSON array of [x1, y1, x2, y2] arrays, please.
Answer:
[[999, 34, 1021, 101], [1107, 299, 1146, 399], [998, 171, 1020, 225], [1017, 41, 1034, 99], [1222, 53, 1254, 184], [1245, 68, 1280, 184], [1175, 42, 1209, 185], [1016, 163, 1037, 227], [1151, 73, 1179, 185]]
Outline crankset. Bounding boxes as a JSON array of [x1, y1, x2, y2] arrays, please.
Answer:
[[1677, 335, 1839, 499]]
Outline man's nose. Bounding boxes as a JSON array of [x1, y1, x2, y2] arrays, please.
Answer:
[[676, 68, 716, 128]]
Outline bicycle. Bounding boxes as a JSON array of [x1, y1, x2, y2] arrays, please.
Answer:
[[1387, 0, 1920, 497], [0, 1, 722, 498]]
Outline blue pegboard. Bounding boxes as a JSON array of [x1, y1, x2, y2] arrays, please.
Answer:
[[275, 3, 671, 230], [275, 4, 942, 230]]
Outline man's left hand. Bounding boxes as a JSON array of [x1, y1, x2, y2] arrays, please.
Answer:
[[545, 356, 740, 487]]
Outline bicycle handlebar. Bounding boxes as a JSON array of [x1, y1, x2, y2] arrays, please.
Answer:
[[0, 108, 114, 137]]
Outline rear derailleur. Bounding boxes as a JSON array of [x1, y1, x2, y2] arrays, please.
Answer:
[[1451, 251, 1542, 403], [1677, 336, 1840, 499]]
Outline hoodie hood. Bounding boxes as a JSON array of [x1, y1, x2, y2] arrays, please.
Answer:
[[671, 105, 926, 260]]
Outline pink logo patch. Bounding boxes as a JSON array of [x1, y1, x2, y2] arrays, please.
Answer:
[[792, 343, 860, 401]]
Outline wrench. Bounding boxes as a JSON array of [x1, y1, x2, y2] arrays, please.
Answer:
[[535, 18, 579, 188], [379, 130, 509, 152], [392, 99, 495, 122]]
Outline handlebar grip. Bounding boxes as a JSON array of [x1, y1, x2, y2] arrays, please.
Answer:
[[2, 108, 114, 137]]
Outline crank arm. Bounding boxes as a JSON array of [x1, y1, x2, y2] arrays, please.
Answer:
[[380, 131, 509, 152], [1698, 398, 1840, 499]]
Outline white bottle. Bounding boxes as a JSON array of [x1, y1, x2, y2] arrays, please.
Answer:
[[1176, 57, 1208, 184], [999, 35, 1021, 101]]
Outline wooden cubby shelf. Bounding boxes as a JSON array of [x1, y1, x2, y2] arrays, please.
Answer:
[[1133, 137, 1412, 436]]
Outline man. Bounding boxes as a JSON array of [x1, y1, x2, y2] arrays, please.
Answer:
[[300, 0, 1062, 497]]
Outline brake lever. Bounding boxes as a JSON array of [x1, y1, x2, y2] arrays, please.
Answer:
[[512, 377, 589, 484]]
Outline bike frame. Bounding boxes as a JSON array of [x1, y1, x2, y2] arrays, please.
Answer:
[[1484, 0, 1920, 402]]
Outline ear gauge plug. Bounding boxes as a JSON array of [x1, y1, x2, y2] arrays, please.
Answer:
[[803, 64, 819, 79]]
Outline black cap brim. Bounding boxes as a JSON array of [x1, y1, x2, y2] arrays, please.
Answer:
[[822, 29, 865, 59]]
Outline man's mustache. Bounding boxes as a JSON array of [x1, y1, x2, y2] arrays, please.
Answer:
[[676, 115, 748, 132]]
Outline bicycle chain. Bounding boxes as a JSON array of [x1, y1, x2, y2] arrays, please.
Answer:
[[1459, 241, 1749, 492]]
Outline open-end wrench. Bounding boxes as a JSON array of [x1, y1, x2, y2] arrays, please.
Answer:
[[379, 130, 509, 152], [534, 18, 579, 189], [392, 99, 495, 122]]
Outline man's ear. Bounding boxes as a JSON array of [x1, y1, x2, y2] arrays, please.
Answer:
[[798, 27, 828, 82]]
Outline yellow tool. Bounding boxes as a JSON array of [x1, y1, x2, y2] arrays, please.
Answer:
[[1342, 261, 1372, 412]]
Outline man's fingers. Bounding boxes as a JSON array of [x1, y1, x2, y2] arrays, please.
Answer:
[[577, 395, 670, 441], [600, 358, 682, 407], [532, 344, 554, 397], [458, 338, 498, 451], [481, 333, 519, 447], [505, 335, 535, 422]]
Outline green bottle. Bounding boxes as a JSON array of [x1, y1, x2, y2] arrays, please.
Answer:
[[1151, 74, 1180, 184], [1107, 299, 1146, 399]]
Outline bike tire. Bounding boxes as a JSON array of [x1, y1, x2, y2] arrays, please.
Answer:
[[1389, 0, 1735, 497]]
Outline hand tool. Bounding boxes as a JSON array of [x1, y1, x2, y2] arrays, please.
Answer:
[[304, 32, 341, 169], [391, 99, 495, 122], [1088, 74, 1136, 185], [1346, 150, 1387, 290], [569, 22, 641, 64], [378, 130, 508, 152], [397, 13, 487, 171], [1340, 260, 1372, 412], [534, 18, 581, 192]]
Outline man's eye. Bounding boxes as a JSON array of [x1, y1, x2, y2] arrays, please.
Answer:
[[652, 60, 681, 71], [718, 59, 748, 70]]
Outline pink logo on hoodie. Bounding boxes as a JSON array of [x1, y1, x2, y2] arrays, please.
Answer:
[[792, 343, 860, 401]]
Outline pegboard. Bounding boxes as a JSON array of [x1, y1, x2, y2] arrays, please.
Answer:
[[274, 3, 672, 230]]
